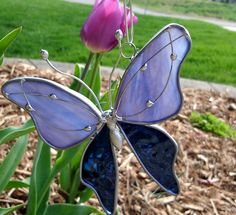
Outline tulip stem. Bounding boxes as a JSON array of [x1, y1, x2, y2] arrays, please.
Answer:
[[77, 52, 94, 91], [88, 53, 102, 100]]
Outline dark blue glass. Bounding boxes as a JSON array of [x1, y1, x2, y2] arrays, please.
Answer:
[[119, 122, 179, 195], [81, 125, 117, 215]]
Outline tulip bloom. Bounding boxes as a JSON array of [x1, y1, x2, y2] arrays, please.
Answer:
[[80, 0, 137, 53]]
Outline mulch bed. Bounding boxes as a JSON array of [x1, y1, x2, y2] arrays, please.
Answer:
[[0, 63, 236, 215]]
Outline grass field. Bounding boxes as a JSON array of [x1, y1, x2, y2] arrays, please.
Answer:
[[0, 0, 236, 86], [135, 0, 236, 21]]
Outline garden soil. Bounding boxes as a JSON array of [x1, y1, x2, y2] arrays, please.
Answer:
[[0, 63, 235, 215]]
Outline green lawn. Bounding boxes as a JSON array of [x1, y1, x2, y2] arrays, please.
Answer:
[[135, 0, 236, 21], [0, 0, 236, 86]]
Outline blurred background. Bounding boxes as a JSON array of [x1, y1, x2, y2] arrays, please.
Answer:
[[0, 0, 236, 86]]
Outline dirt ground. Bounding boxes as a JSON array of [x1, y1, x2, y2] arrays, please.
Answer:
[[0, 63, 236, 215]]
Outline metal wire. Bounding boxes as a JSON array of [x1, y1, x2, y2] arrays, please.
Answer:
[[129, 0, 134, 43], [123, 0, 134, 44], [108, 0, 136, 110], [40, 50, 104, 113], [108, 53, 122, 109]]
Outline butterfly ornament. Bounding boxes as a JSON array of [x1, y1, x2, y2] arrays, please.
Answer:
[[1, 23, 191, 214]]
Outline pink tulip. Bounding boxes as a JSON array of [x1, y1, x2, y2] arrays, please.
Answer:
[[80, 0, 137, 53]]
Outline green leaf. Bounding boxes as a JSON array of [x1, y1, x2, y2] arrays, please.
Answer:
[[0, 54, 3, 65], [44, 204, 104, 215], [61, 141, 89, 202], [60, 164, 71, 193], [5, 178, 30, 190], [79, 187, 94, 204], [116, 208, 120, 215], [37, 189, 50, 215], [70, 139, 89, 171], [80, 54, 102, 101], [0, 135, 28, 193], [26, 139, 51, 215], [0, 119, 35, 145], [68, 166, 80, 203], [36, 142, 51, 215], [80, 66, 101, 100], [0, 27, 22, 59], [100, 80, 119, 110], [27, 140, 43, 215], [0, 204, 24, 215], [36, 145, 80, 208], [70, 63, 82, 91]]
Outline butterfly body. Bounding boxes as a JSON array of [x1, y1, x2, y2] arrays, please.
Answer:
[[1, 24, 192, 215], [106, 114, 124, 150]]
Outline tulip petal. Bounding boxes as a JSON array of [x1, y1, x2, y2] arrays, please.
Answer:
[[81, 0, 122, 53], [94, 0, 103, 9], [81, 0, 137, 53], [119, 7, 138, 35]]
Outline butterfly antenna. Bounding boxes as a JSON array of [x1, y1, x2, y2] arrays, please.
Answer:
[[40, 49, 104, 113]]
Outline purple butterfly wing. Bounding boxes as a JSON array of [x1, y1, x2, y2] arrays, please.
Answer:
[[115, 24, 191, 124], [1, 77, 102, 149]]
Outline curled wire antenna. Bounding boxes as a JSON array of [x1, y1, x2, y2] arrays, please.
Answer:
[[108, 0, 137, 110], [40, 49, 103, 113]]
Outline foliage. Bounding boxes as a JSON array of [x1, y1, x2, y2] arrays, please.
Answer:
[[0, 45, 118, 214], [0, 119, 34, 145], [0, 135, 28, 193], [0, 204, 24, 215], [0, 27, 25, 214], [44, 204, 104, 215], [1, 0, 236, 86], [0, 26, 21, 64], [134, 0, 236, 21], [189, 111, 236, 140]]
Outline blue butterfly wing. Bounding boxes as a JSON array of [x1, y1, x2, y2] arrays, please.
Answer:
[[1, 77, 102, 149], [115, 24, 191, 124], [81, 125, 118, 215], [118, 122, 179, 195]]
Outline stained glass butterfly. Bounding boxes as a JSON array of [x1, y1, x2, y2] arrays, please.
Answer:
[[1, 24, 191, 215]]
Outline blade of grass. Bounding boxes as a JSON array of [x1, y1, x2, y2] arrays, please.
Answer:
[[5, 178, 30, 190], [80, 54, 101, 101], [0, 54, 3, 65], [78, 187, 93, 204], [44, 204, 104, 215], [0, 26, 22, 65], [0, 119, 35, 145], [70, 63, 82, 91], [60, 163, 72, 193], [36, 142, 51, 215], [67, 140, 91, 203], [100, 80, 119, 110], [0, 135, 28, 192], [26, 139, 43, 215], [36, 145, 83, 208], [0, 204, 24, 215], [68, 166, 81, 203], [70, 140, 89, 172], [26, 139, 51, 215]]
